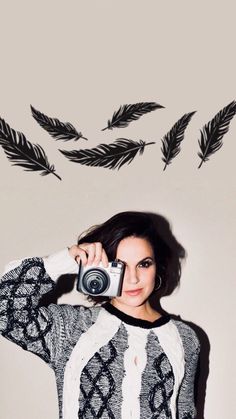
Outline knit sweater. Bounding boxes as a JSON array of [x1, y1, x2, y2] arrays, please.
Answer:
[[0, 249, 200, 419]]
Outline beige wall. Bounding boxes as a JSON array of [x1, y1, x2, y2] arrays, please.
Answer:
[[0, 1, 235, 418]]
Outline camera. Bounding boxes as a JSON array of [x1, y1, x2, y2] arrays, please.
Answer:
[[77, 260, 125, 297]]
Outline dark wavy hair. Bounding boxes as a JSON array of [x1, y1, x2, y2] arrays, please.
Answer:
[[77, 211, 186, 305]]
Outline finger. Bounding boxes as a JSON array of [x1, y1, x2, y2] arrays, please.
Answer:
[[76, 243, 94, 266], [93, 242, 103, 266], [68, 245, 87, 266], [69, 244, 82, 259], [76, 248, 88, 266], [86, 243, 96, 265], [101, 248, 109, 268]]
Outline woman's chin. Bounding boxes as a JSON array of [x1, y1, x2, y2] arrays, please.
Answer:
[[114, 294, 148, 308]]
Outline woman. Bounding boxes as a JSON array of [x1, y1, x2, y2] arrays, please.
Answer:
[[0, 211, 200, 419]]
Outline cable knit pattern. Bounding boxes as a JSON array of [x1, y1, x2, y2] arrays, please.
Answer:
[[0, 254, 200, 419], [174, 322, 200, 419], [79, 323, 128, 418], [140, 331, 174, 418], [0, 258, 55, 362]]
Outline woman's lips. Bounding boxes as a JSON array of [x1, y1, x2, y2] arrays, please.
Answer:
[[125, 288, 142, 296]]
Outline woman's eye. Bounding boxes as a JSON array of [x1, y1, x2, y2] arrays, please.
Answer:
[[139, 261, 152, 268]]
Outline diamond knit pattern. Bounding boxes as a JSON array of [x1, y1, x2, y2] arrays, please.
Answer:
[[140, 331, 174, 419], [182, 414, 194, 419], [0, 256, 200, 419], [78, 324, 128, 419], [0, 258, 54, 362]]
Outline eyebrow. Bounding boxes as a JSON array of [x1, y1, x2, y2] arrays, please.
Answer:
[[116, 256, 154, 266]]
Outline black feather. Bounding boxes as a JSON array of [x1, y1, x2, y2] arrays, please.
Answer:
[[161, 112, 196, 171], [102, 102, 164, 131], [198, 101, 236, 168], [31, 105, 88, 142], [0, 117, 61, 180], [60, 138, 155, 170]]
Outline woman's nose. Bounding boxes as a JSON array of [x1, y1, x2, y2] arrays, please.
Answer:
[[125, 268, 139, 284]]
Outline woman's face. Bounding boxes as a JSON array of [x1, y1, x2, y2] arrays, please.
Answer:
[[114, 235, 156, 308]]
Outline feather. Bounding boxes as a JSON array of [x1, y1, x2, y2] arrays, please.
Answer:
[[161, 112, 196, 171], [60, 138, 155, 170], [198, 101, 236, 168], [102, 102, 164, 131], [0, 117, 61, 180], [31, 105, 88, 142]]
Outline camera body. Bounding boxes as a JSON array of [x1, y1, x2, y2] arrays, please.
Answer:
[[77, 260, 125, 297]]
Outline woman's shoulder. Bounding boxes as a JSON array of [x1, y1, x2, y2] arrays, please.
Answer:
[[45, 302, 102, 330], [171, 317, 200, 353]]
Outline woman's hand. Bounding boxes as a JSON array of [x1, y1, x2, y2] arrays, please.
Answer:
[[68, 242, 109, 268]]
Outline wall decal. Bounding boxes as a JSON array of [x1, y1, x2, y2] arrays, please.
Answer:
[[60, 138, 155, 170], [0, 116, 62, 180], [0, 100, 235, 178], [31, 105, 88, 142], [161, 112, 196, 171], [101, 102, 164, 131], [198, 100, 236, 168]]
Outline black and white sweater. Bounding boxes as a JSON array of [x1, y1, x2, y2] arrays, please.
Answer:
[[0, 249, 200, 419]]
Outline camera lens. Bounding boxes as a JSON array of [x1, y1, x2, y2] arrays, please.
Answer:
[[82, 268, 110, 295]]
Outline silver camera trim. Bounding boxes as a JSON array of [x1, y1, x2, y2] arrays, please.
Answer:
[[76, 260, 125, 297]]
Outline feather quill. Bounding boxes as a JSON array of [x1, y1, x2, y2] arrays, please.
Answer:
[[60, 138, 155, 170], [102, 102, 164, 131], [0, 117, 61, 180], [161, 112, 196, 170], [31, 105, 88, 142], [198, 100, 236, 168]]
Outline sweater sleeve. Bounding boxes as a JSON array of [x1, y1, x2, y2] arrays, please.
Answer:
[[0, 249, 86, 367], [175, 322, 200, 419]]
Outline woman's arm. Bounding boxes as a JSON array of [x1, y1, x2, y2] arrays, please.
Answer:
[[0, 243, 108, 367], [0, 249, 79, 366], [176, 322, 200, 419]]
